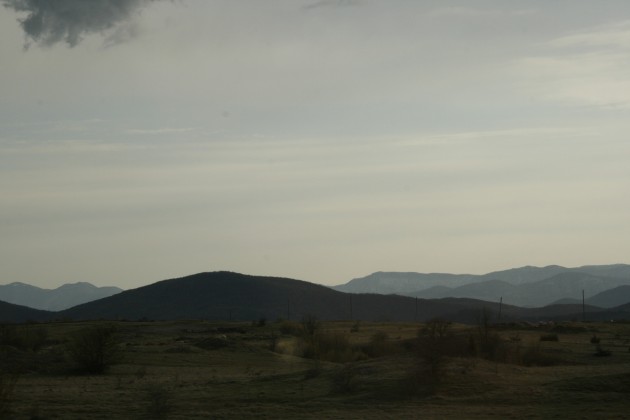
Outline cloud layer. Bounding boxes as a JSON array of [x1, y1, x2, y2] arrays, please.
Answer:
[[1, 1, 630, 288]]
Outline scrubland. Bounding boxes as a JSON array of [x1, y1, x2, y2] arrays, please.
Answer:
[[2, 318, 630, 419]]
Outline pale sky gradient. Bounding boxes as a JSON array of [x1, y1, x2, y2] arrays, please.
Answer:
[[1, 0, 629, 289]]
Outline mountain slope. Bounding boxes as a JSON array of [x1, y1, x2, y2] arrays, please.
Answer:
[[586, 285, 630, 308], [518, 272, 627, 307], [334, 265, 630, 306], [333, 272, 477, 294], [412, 272, 628, 307], [0, 282, 123, 311], [58, 271, 527, 323], [0, 300, 53, 323], [3, 271, 630, 324], [414, 279, 516, 302]]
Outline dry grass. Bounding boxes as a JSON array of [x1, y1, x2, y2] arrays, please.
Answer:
[[3, 320, 630, 418]]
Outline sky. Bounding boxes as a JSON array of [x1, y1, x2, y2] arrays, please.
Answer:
[[1, 0, 630, 290]]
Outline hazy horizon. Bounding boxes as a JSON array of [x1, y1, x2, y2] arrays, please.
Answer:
[[2, 1, 629, 289]]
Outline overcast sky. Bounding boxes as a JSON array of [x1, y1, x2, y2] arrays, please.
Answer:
[[2, 0, 630, 289]]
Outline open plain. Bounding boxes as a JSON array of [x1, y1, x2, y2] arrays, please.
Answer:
[[2, 319, 630, 419]]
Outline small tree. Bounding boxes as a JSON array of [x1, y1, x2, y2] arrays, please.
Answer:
[[67, 324, 122, 374]]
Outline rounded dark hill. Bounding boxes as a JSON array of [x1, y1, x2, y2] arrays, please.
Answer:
[[57, 271, 503, 323], [58, 272, 356, 321]]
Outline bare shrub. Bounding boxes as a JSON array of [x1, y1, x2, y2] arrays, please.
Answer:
[[521, 344, 564, 366], [66, 324, 122, 374], [268, 329, 279, 352], [540, 333, 559, 342], [417, 319, 451, 380], [303, 331, 363, 363], [594, 345, 611, 357], [478, 332, 509, 361], [0, 370, 18, 417], [471, 309, 515, 362], [145, 384, 172, 419], [303, 360, 322, 379], [400, 363, 440, 397], [363, 331, 398, 358], [0, 324, 48, 352], [279, 321, 302, 336], [330, 363, 358, 394], [405, 317, 462, 396], [350, 321, 361, 333], [301, 314, 320, 337]]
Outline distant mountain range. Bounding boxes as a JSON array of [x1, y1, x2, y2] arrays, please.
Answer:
[[0, 282, 123, 311], [3, 270, 630, 324], [333, 265, 630, 308]]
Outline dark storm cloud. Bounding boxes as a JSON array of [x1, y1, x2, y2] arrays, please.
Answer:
[[2, 0, 159, 47]]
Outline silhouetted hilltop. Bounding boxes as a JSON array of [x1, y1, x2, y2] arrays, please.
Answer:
[[56, 272, 530, 323], [3, 271, 630, 324], [0, 300, 53, 323]]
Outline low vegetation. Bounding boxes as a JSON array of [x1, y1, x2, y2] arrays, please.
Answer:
[[1, 318, 629, 418], [66, 324, 122, 374]]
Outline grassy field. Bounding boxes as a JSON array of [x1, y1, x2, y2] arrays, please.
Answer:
[[2, 319, 630, 419]]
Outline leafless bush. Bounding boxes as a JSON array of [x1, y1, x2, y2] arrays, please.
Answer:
[[330, 363, 359, 394], [350, 321, 361, 333], [521, 343, 564, 366], [363, 331, 399, 358], [540, 333, 559, 342], [145, 384, 172, 419], [0, 370, 18, 417], [301, 331, 364, 363], [301, 314, 320, 337], [417, 319, 450, 379], [66, 324, 122, 374], [279, 320, 302, 336], [0, 324, 48, 352]]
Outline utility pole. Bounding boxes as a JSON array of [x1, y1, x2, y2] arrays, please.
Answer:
[[349, 295, 353, 320], [498, 296, 503, 322], [415, 297, 418, 322], [582, 289, 585, 322]]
